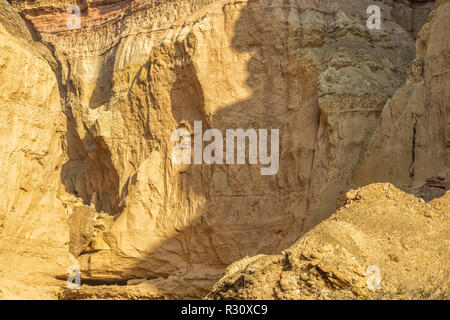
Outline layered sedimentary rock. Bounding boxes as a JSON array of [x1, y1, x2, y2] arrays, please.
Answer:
[[1, 0, 447, 299], [206, 3, 450, 300]]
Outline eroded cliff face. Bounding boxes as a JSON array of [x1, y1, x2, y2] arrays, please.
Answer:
[[0, 0, 447, 299], [0, 0, 76, 299], [355, 0, 450, 188]]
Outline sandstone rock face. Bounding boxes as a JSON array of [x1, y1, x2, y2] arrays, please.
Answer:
[[0, 0, 76, 299], [355, 0, 450, 188], [0, 0, 448, 299], [207, 183, 450, 299], [68, 206, 96, 257]]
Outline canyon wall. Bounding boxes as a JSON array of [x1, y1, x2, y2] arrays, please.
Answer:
[[0, 0, 447, 298], [208, 183, 450, 300], [0, 0, 76, 298]]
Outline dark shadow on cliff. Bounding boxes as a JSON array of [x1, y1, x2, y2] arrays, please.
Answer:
[[89, 45, 118, 109], [60, 45, 122, 214], [3, 0, 123, 215], [76, 0, 324, 299]]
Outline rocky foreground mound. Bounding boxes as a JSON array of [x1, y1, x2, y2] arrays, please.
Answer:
[[0, 0, 449, 299], [207, 183, 450, 300]]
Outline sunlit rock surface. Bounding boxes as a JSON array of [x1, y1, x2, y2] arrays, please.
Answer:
[[0, 0, 447, 299]]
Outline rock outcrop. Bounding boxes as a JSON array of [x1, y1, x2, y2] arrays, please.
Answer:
[[355, 0, 450, 188], [0, 0, 76, 299], [0, 0, 448, 299], [207, 183, 450, 300]]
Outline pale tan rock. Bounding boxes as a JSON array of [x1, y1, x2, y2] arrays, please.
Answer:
[[68, 206, 96, 257], [354, 0, 450, 188], [0, 0, 75, 299], [207, 183, 450, 300], [1, 0, 447, 300]]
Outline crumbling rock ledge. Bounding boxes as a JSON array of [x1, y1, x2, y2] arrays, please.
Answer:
[[0, 0, 448, 299], [207, 183, 450, 300]]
